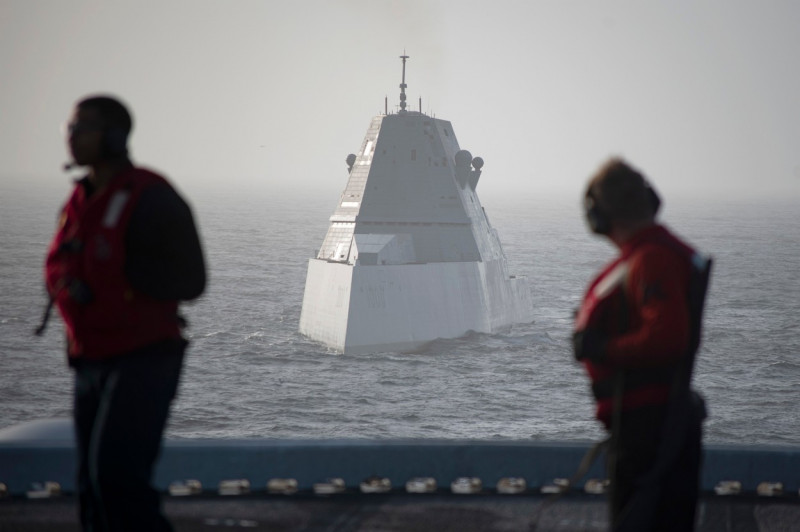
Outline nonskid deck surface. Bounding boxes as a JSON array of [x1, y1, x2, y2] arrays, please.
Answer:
[[2, 493, 799, 532]]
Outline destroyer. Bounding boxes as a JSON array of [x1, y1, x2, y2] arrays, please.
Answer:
[[299, 55, 533, 353]]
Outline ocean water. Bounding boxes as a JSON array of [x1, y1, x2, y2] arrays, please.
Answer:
[[1, 176, 799, 446]]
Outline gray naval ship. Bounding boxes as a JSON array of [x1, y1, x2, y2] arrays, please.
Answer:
[[299, 55, 533, 354]]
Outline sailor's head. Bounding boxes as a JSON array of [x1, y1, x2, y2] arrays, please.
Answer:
[[583, 157, 661, 235], [66, 95, 132, 166]]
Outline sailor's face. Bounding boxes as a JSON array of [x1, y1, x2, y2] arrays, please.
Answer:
[[66, 107, 104, 166]]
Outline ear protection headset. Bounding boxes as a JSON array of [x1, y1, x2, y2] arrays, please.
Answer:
[[584, 184, 661, 235], [584, 193, 611, 235]]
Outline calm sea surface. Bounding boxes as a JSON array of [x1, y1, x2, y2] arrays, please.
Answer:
[[1, 176, 799, 445]]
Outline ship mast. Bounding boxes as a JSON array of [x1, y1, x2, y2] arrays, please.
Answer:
[[399, 52, 409, 113]]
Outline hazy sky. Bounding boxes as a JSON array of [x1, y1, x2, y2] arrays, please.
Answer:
[[2, 1, 799, 201]]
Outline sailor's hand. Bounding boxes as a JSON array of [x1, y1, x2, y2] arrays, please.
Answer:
[[572, 329, 607, 363]]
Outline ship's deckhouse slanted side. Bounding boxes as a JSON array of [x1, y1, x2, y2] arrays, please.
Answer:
[[317, 113, 480, 266], [299, 56, 532, 353]]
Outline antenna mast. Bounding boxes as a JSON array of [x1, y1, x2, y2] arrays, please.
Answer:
[[399, 52, 409, 113]]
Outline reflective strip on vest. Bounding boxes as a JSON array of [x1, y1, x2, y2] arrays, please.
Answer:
[[102, 191, 131, 228]]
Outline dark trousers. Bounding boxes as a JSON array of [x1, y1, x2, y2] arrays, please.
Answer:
[[73, 339, 185, 532], [607, 404, 702, 532]]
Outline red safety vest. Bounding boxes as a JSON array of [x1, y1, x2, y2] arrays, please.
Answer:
[[45, 167, 181, 360], [575, 225, 695, 426]]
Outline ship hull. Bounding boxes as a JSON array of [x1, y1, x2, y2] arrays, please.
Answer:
[[299, 258, 532, 354]]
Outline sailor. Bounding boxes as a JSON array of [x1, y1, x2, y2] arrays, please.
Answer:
[[43, 95, 205, 531], [573, 158, 708, 531]]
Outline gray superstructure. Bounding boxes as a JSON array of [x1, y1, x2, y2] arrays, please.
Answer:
[[299, 56, 533, 353]]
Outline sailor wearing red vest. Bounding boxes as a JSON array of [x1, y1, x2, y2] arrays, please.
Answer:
[[573, 158, 707, 531], [43, 95, 205, 532]]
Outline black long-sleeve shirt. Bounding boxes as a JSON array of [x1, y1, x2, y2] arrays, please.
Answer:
[[124, 182, 206, 302]]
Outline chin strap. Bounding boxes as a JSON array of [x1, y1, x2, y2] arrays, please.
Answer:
[[34, 296, 55, 337]]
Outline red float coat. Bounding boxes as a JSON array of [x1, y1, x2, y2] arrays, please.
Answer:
[[574, 225, 696, 427], [45, 167, 182, 360]]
